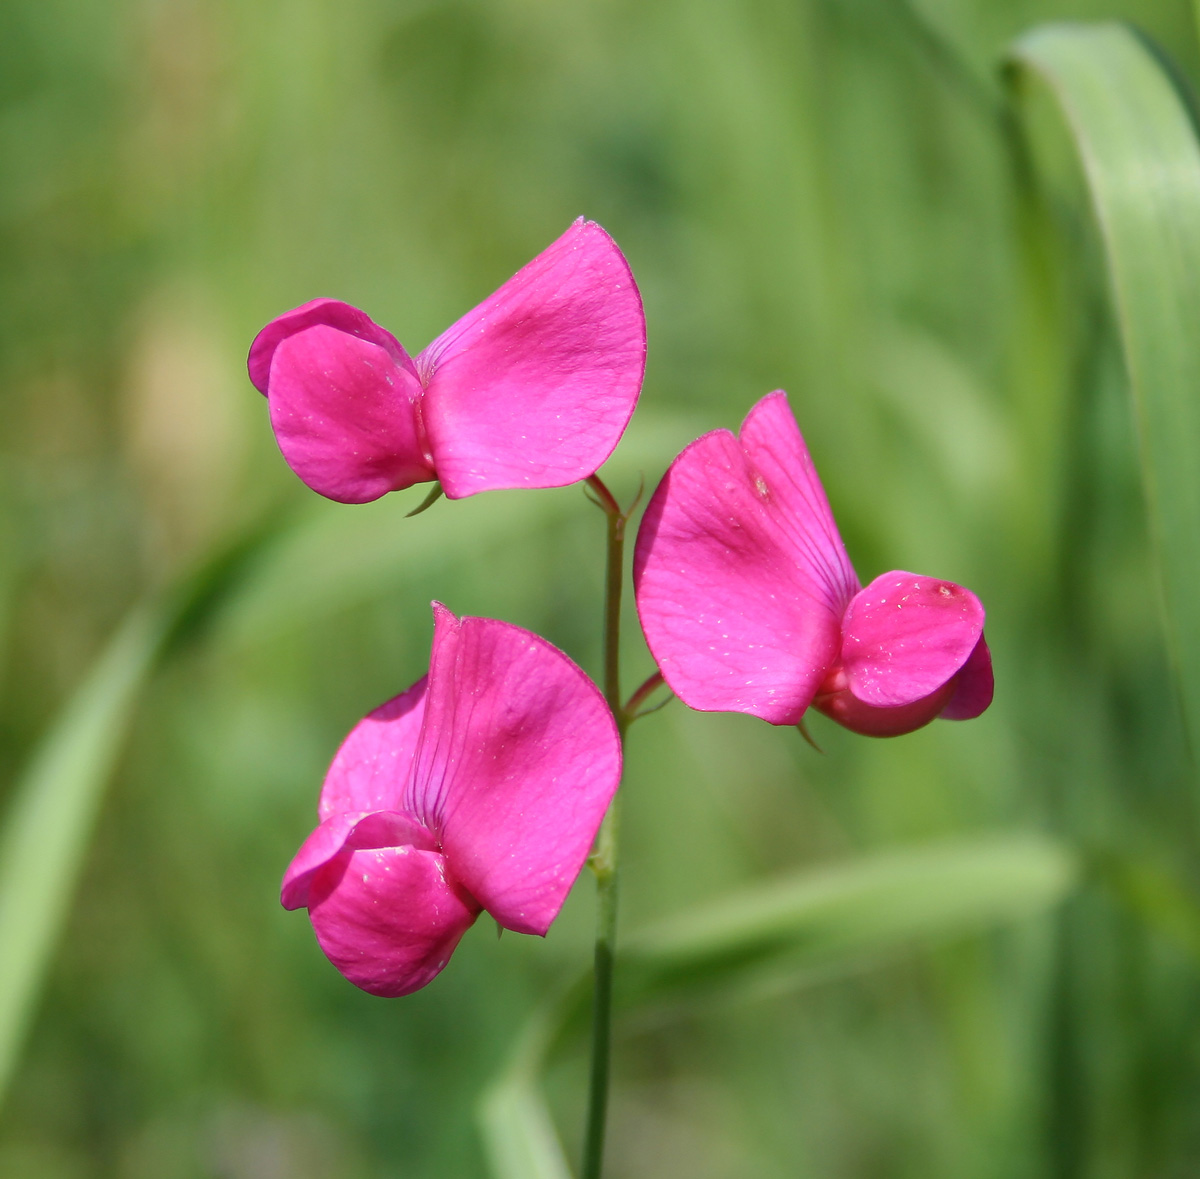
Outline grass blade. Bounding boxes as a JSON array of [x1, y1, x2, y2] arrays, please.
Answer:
[[479, 1010, 574, 1179], [619, 834, 1076, 1009], [0, 605, 168, 1100], [0, 517, 285, 1106], [1008, 22, 1200, 758]]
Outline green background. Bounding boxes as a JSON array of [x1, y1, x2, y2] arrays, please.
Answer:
[[2, 0, 1200, 1175]]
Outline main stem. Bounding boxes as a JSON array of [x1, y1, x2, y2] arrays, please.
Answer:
[[582, 475, 628, 1179]]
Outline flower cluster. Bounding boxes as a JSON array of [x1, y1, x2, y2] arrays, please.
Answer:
[[252, 222, 993, 995]]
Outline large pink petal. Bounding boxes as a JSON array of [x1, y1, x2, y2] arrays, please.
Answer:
[[417, 220, 645, 498], [267, 323, 433, 503], [840, 572, 985, 708], [307, 844, 480, 997], [738, 393, 859, 611], [248, 298, 414, 394], [406, 604, 621, 936], [318, 677, 429, 821], [939, 636, 994, 720], [633, 393, 858, 725], [281, 810, 436, 911]]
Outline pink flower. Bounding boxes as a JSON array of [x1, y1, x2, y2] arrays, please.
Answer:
[[280, 604, 621, 996], [633, 392, 993, 738], [248, 219, 646, 504]]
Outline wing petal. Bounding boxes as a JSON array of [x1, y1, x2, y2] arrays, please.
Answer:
[[266, 321, 433, 503], [840, 571, 985, 708], [248, 298, 412, 393], [307, 844, 480, 997], [281, 810, 436, 911], [939, 635, 994, 720]]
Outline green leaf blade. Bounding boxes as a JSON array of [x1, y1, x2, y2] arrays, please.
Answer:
[[480, 834, 1077, 1177], [0, 517, 288, 1107], [478, 1007, 576, 1179], [620, 835, 1077, 1008], [0, 606, 169, 1098], [1009, 22, 1200, 759]]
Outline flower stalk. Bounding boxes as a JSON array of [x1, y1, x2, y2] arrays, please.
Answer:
[[582, 473, 634, 1179]]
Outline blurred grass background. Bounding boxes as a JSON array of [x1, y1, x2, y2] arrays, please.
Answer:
[[2, 0, 1200, 1176]]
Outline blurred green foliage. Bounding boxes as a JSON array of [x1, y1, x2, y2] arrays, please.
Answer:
[[3, 0, 1200, 1176]]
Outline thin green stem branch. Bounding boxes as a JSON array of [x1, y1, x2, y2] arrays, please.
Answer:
[[623, 670, 666, 719], [584, 472, 622, 525]]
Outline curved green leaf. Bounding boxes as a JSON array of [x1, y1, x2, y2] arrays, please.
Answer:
[[1008, 22, 1200, 757], [480, 1009, 574, 1179], [618, 834, 1076, 1009], [0, 520, 285, 1106], [0, 606, 167, 1100], [479, 834, 1077, 1177]]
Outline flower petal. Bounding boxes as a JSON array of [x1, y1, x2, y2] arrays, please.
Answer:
[[738, 393, 860, 612], [406, 604, 621, 936], [266, 320, 433, 504], [632, 392, 858, 725], [281, 810, 435, 911], [840, 571, 985, 708], [939, 635, 994, 720], [248, 298, 412, 394], [307, 844, 480, 997], [418, 219, 645, 498], [318, 676, 429, 822], [811, 674, 957, 738]]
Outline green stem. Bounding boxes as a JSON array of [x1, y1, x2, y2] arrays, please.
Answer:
[[624, 670, 666, 718], [583, 799, 619, 1179], [582, 474, 628, 1179]]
